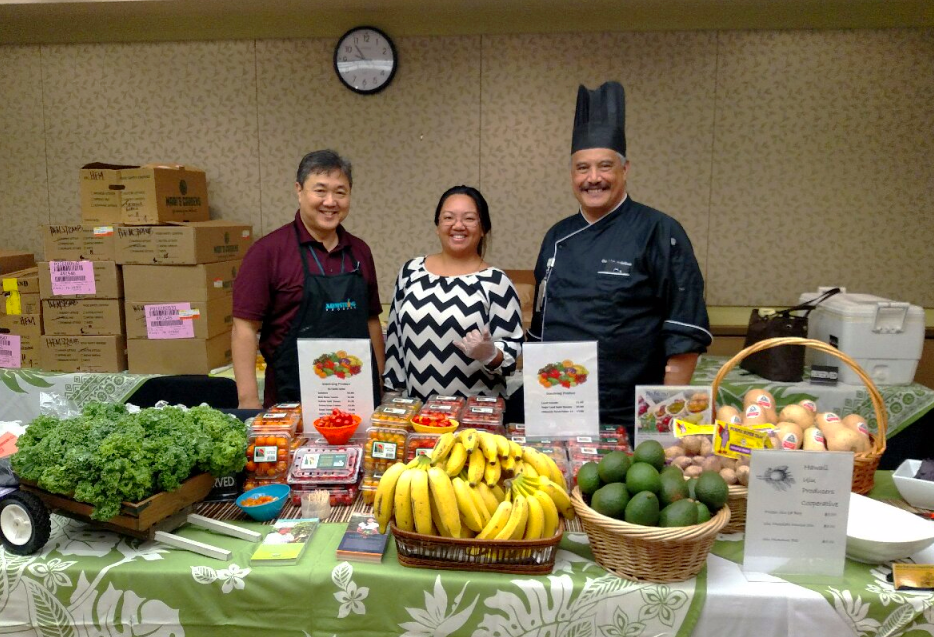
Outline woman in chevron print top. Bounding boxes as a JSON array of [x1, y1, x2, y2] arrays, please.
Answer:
[[382, 186, 524, 402]]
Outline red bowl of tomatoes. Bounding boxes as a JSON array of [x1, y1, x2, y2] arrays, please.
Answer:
[[410, 414, 459, 434], [313, 409, 362, 445]]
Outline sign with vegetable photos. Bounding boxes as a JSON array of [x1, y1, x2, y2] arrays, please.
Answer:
[[297, 338, 375, 434], [522, 341, 599, 438]]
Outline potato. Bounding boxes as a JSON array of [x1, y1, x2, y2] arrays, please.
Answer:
[[672, 456, 694, 470], [775, 421, 804, 450], [682, 435, 703, 455], [735, 465, 750, 486], [719, 457, 737, 471], [802, 426, 826, 451], [716, 405, 742, 425], [779, 404, 815, 430], [684, 465, 704, 478], [825, 427, 864, 453], [701, 455, 722, 473], [699, 438, 713, 456], [719, 468, 738, 485], [665, 445, 685, 460], [692, 455, 707, 466]]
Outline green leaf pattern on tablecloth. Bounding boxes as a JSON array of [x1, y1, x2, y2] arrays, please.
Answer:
[[66, 373, 155, 407], [190, 563, 251, 594], [0, 518, 183, 636]]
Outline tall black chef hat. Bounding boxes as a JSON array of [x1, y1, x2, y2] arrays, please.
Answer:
[[571, 81, 626, 156]]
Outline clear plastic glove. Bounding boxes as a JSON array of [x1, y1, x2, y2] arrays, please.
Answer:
[[453, 327, 498, 365]]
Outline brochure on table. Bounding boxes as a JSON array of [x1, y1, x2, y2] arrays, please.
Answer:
[[633, 385, 712, 449], [298, 339, 374, 429], [522, 342, 599, 437], [743, 449, 853, 580]]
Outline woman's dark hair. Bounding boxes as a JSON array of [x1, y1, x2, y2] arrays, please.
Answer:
[[433, 185, 492, 257]]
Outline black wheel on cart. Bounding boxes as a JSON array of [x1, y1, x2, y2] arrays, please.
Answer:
[[0, 491, 51, 555]]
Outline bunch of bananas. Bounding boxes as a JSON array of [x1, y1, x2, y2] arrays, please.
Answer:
[[373, 428, 575, 541]]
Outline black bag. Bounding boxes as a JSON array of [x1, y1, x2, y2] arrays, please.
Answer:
[[739, 288, 841, 382]]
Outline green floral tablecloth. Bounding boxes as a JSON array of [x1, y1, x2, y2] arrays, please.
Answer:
[[0, 520, 704, 637], [710, 473, 934, 637], [692, 356, 934, 438]]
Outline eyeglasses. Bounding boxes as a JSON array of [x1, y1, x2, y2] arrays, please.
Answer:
[[439, 215, 480, 227]]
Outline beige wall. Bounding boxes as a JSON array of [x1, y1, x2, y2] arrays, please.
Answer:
[[2, 29, 932, 308]]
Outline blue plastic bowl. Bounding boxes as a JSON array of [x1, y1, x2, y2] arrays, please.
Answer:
[[236, 483, 290, 521]]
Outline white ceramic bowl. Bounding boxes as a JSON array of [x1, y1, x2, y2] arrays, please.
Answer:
[[892, 459, 934, 510], [846, 493, 934, 563]]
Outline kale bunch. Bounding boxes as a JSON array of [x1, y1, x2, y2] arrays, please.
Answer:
[[12, 402, 247, 520]]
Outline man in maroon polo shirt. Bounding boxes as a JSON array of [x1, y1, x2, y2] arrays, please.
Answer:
[[232, 150, 384, 408]]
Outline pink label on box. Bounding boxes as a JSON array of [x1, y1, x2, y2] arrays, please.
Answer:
[[0, 334, 21, 368], [50, 261, 96, 296], [145, 303, 195, 339]]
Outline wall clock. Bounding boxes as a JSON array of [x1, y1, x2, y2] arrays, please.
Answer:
[[333, 26, 397, 95]]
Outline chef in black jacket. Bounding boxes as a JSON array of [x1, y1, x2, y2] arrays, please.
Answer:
[[528, 81, 712, 441]]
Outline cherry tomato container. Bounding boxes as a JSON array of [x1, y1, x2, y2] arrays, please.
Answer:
[[382, 395, 423, 412], [267, 402, 304, 433], [251, 410, 300, 437], [288, 444, 361, 485], [360, 425, 407, 503], [459, 405, 505, 435], [466, 395, 505, 413], [244, 427, 294, 485], [371, 404, 418, 430], [404, 431, 441, 462]]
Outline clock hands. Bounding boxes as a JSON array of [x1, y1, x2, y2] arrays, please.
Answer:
[[354, 44, 367, 61]]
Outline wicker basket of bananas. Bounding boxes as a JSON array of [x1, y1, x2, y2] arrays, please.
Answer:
[[374, 428, 574, 574]]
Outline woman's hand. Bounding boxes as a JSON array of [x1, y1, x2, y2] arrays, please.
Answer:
[[454, 327, 499, 365]]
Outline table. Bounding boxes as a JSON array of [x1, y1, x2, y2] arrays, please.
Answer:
[[2, 473, 931, 637], [692, 355, 934, 440]]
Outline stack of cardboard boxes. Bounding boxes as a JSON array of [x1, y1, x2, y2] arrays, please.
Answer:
[[84, 163, 251, 374], [0, 251, 39, 369]]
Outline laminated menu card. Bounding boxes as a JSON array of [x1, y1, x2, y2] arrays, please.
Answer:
[[743, 449, 852, 579], [522, 341, 599, 438], [298, 338, 375, 429]]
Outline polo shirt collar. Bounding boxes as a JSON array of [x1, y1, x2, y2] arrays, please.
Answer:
[[293, 210, 349, 251]]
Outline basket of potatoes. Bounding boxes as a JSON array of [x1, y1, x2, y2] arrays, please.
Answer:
[[665, 435, 749, 533], [712, 337, 887, 496]]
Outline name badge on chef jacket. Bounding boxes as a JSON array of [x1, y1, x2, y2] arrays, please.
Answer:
[[597, 259, 631, 277], [522, 341, 599, 438]]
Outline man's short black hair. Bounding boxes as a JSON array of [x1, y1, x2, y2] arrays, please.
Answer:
[[296, 149, 353, 188]]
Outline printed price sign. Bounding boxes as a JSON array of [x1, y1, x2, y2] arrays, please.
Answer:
[[50, 261, 96, 296], [743, 449, 853, 579], [0, 334, 21, 369], [145, 303, 196, 339], [298, 338, 375, 432], [522, 341, 599, 437]]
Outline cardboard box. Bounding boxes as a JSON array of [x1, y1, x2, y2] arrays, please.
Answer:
[[0, 332, 41, 369], [122, 260, 241, 302], [38, 261, 123, 299], [124, 294, 233, 340], [127, 331, 232, 374], [80, 163, 129, 224], [0, 314, 42, 368], [0, 251, 36, 276], [42, 224, 119, 261], [116, 221, 252, 265], [40, 335, 127, 372], [1, 268, 40, 316], [42, 299, 125, 336], [0, 314, 42, 339], [80, 163, 210, 225]]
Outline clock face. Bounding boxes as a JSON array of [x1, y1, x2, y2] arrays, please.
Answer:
[[334, 27, 397, 95]]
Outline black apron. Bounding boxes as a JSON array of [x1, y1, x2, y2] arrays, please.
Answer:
[[270, 226, 379, 405]]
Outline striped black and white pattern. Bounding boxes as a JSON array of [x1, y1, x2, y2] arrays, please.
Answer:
[[383, 257, 524, 402]]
